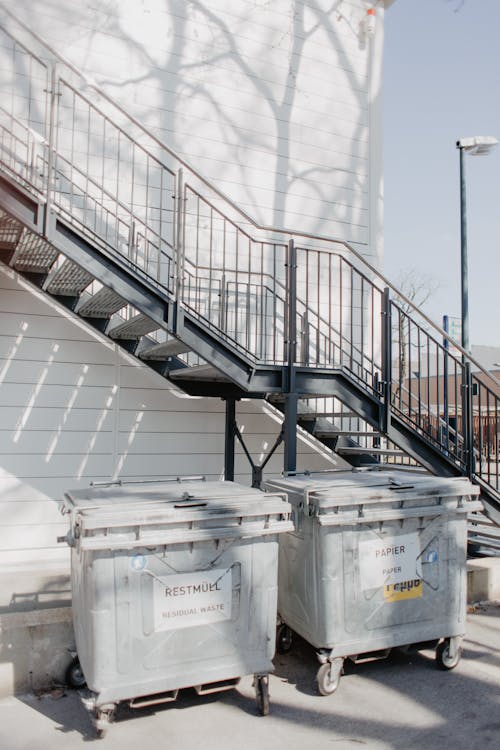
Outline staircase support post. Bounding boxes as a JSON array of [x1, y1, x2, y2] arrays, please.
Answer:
[[224, 397, 237, 482], [283, 393, 298, 474], [284, 239, 298, 474]]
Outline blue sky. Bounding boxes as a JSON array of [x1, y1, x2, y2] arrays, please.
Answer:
[[383, 0, 500, 346]]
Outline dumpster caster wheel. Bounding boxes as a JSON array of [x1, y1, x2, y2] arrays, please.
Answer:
[[436, 638, 461, 670], [66, 656, 87, 689], [255, 675, 270, 716], [276, 624, 293, 654], [317, 659, 343, 696], [95, 704, 116, 738]]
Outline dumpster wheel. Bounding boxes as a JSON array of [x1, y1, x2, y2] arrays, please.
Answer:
[[435, 638, 462, 670], [317, 658, 343, 696], [254, 675, 270, 716], [94, 704, 116, 739], [65, 656, 87, 689], [276, 624, 293, 654]]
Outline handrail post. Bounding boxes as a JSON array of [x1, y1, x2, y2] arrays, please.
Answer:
[[127, 220, 136, 261], [43, 63, 58, 237], [381, 287, 392, 433], [286, 239, 297, 375], [173, 168, 185, 330], [300, 311, 310, 365], [442, 315, 450, 452], [462, 362, 475, 478], [219, 273, 227, 332], [284, 239, 298, 474]]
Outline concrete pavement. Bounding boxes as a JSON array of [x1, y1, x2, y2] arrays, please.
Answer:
[[0, 602, 498, 750]]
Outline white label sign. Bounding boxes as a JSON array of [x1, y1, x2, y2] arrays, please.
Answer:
[[153, 568, 232, 631], [359, 533, 421, 590]]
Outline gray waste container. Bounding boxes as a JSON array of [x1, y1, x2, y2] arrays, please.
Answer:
[[61, 477, 292, 733], [264, 469, 481, 695]]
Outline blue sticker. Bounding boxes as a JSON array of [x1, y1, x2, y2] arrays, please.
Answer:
[[130, 554, 147, 571], [425, 550, 438, 563]]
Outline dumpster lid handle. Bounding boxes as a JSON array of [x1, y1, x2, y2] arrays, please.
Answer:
[[174, 492, 208, 508]]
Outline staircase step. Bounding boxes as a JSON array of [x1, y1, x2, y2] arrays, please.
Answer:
[[336, 446, 404, 457], [0, 211, 23, 250], [44, 259, 94, 296], [77, 287, 127, 318], [297, 411, 358, 420], [169, 364, 230, 383], [108, 313, 159, 340], [314, 430, 381, 438], [140, 339, 192, 360], [11, 232, 59, 274]]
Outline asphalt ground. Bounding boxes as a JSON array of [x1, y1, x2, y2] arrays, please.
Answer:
[[0, 602, 499, 750]]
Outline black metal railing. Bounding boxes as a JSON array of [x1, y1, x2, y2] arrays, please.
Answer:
[[0, 13, 499, 505]]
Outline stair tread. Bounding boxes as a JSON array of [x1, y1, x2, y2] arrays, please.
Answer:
[[77, 287, 127, 318], [0, 211, 23, 249], [45, 259, 94, 295], [169, 364, 230, 382], [108, 314, 159, 339], [140, 339, 192, 359], [297, 411, 359, 419], [309, 430, 381, 437], [336, 446, 404, 456], [11, 231, 59, 274]]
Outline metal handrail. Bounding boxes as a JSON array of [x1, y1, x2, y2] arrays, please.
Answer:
[[1, 11, 499, 508], [1, 2, 496, 384]]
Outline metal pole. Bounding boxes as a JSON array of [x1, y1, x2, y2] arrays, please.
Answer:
[[283, 394, 298, 474], [224, 398, 236, 481], [459, 146, 469, 354]]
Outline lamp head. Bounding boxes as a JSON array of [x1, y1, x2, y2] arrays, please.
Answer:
[[456, 136, 498, 155]]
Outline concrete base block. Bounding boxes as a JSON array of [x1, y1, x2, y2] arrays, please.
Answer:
[[0, 606, 75, 698], [467, 557, 500, 603], [0, 562, 75, 697]]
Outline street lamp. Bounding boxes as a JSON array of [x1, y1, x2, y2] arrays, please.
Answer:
[[456, 136, 498, 353]]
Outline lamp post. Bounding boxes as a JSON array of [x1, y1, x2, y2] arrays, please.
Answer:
[[456, 136, 498, 353]]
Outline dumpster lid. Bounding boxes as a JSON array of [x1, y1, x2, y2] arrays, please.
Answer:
[[62, 479, 293, 549], [64, 478, 255, 509], [264, 470, 480, 509]]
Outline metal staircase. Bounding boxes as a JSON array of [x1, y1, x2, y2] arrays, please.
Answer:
[[0, 14, 499, 525]]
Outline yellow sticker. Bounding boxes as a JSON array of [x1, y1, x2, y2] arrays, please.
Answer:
[[384, 578, 423, 602]]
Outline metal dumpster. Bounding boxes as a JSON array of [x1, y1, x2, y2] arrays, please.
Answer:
[[264, 469, 481, 695], [61, 477, 292, 733]]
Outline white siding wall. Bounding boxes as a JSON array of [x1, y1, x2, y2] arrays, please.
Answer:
[[0, 267, 346, 569], [0, 0, 386, 580], [2, 0, 385, 263]]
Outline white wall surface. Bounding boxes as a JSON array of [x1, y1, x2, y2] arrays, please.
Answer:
[[0, 0, 385, 264], [0, 0, 387, 583], [0, 268, 346, 569]]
